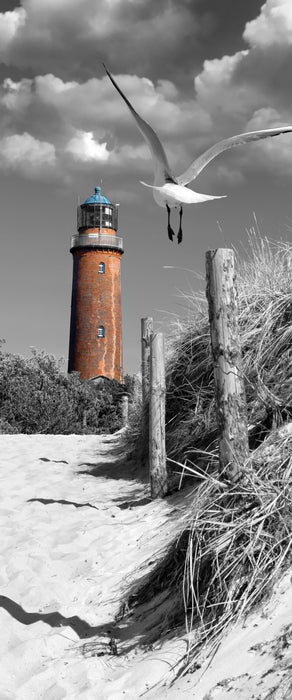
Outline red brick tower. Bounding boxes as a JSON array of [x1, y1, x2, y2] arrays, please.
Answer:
[[68, 186, 124, 382]]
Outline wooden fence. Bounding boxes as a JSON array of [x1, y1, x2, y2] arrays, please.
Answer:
[[141, 248, 249, 498]]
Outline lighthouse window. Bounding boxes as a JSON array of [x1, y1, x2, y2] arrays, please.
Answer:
[[97, 326, 105, 338], [105, 207, 111, 216], [98, 262, 105, 273]]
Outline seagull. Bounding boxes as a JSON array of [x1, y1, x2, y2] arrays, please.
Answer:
[[104, 64, 292, 244]]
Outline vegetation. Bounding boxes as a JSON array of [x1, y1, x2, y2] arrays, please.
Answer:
[[166, 235, 291, 463], [122, 235, 292, 672], [0, 345, 130, 434], [130, 235, 292, 480]]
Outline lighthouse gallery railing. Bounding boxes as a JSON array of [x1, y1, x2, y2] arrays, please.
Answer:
[[70, 233, 124, 252]]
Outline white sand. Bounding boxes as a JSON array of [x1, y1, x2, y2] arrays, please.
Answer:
[[1, 434, 292, 699]]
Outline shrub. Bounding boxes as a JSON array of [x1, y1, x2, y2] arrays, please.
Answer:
[[0, 347, 127, 434]]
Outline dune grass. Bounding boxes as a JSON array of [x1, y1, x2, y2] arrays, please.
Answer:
[[165, 233, 292, 471], [179, 425, 292, 673], [122, 235, 292, 671]]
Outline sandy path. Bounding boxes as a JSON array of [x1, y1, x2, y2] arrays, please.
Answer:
[[0, 434, 185, 699]]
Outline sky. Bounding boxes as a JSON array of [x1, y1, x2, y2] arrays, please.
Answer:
[[1, 0, 292, 377]]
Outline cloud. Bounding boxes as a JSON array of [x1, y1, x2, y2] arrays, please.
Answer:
[[194, 51, 253, 127], [2, 77, 32, 112], [0, 0, 267, 93], [0, 8, 26, 61], [241, 108, 292, 176], [0, 132, 56, 178], [0, 71, 213, 182], [0, 0, 212, 84], [1, 0, 292, 188], [66, 130, 110, 162], [244, 0, 292, 47], [35, 74, 77, 98], [189, 0, 292, 181]]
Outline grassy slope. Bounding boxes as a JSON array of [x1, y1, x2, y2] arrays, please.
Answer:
[[123, 236, 292, 676]]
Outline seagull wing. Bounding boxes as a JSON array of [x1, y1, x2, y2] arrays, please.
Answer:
[[103, 64, 175, 185], [177, 127, 292, 186]]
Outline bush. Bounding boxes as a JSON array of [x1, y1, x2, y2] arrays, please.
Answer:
[[0, 346, 128, 434]]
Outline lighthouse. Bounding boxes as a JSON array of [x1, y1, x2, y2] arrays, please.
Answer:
[[68, 186, 124, 382]]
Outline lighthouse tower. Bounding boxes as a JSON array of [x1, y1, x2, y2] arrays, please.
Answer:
[[68, 186, 124, 382]]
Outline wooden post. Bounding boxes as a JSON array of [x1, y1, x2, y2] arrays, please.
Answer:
[[132, 373, 142, 403], [206, 249, 249, 484], [121, 395, 129, 427], [141, 317, 153, 406], [149, 332, 167, 497]]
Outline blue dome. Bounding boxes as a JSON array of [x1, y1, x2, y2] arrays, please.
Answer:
[[83, 186, 112, 205]]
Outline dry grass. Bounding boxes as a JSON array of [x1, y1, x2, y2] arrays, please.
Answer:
[[179, 425, 292, 673], [122, 236, 292, 672], [121, 426, 292, 676], [129, 235, 292, 479], [165, 234, 292, 473]]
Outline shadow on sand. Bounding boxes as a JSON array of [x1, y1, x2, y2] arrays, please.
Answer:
[[27, 497, 100, 510], [0, 595, 104, 639], [0, 593, 181, 657], [78, 454, 148, 484], [114, 496, 152, 509], [39, 458, 68, 464]]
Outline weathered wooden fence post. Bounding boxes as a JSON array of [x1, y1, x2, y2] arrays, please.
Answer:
[[121, 395, 129, 427], [139, 317, 153, 466], [141, 317, 153, 406], [149, 332, 168, 497], [205, 248, 249, 484]]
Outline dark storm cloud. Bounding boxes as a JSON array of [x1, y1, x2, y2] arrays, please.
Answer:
[[0, 0, 203, 83], [195, 0, 264, 57], [233, 43, 292, 113], [98, 0, 253, 89], [0, 0, 263, 88], [1, 1, 21, 9]]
